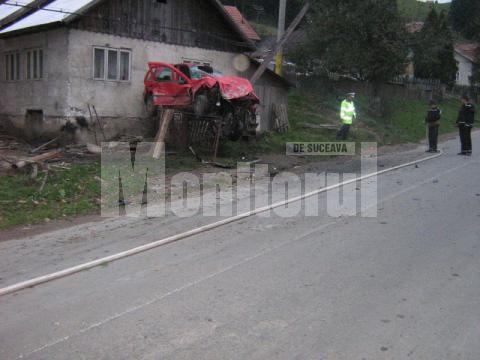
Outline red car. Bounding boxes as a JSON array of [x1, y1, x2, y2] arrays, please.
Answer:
[[144, 62, 259, 140]]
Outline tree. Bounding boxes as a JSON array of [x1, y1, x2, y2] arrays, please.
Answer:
[[450, 0, 480, 40], [413, 8, 458, 86], [296, 0, 407, 87]]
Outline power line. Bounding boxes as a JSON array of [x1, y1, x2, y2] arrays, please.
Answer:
[[1, 1, 252, 48]]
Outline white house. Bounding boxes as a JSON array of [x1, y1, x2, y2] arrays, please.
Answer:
[[454, 43, 479, 87], [0, 0, 292, 141]]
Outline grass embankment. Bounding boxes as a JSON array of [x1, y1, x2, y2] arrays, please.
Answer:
[[0, 86, 462, 230], [397, 0, 450, 21], [0, 154, 203, 230], [220, 87, 461, 158], [0, 163, 100, 230]]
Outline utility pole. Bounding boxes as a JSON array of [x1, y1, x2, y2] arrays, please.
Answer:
[[250, 2, 310, 84], [275, 0, 287, 76]]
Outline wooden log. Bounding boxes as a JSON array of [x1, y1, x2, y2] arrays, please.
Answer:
[[12, 150, 62, 170], [152, 109, 174, 159]]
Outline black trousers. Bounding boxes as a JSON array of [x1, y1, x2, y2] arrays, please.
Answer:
[[459, 125, 472, 153], [337, 124, 351, 140], [428, 125, 439, 150]]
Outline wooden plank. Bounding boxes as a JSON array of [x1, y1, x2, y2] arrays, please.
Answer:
[[152, 109, 174, 159]]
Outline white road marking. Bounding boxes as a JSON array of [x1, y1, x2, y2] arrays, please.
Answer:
[[16, 221, 338, 359], [14, 154, 478, 359]]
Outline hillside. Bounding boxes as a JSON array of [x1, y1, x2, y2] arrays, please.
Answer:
[[397, 0, 450, 21], [225, 0, 450, 29]]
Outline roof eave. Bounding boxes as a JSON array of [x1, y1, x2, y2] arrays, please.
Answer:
[[211, 0, 256, 51], [248, 56, 296, 88], [0, 21, 63, 38], [454, 49, 475, 63]]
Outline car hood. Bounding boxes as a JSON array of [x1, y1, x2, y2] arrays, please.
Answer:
[[199, 75, 259, 102]]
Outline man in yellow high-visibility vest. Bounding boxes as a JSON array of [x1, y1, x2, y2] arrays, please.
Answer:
[[337, 92, 356, 140]]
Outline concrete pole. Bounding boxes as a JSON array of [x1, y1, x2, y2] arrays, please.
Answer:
[[275, 0, 287, 75]]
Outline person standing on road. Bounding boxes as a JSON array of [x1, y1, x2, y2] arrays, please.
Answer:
[[456, 95, 475, 156], [337, 92, 356, 140], [425, 100, 441, 153]]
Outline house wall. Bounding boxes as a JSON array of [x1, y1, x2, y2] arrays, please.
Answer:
[[71, 0, 249, 53], [455, 53, 473, 86], [0, 29, 287, 141], [0, 28, 70, 138], [66, 29, 242, 139]]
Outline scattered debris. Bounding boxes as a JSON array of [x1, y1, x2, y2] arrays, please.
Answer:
[[29, 136, 61, 154], [299, 122, 337, 130], [189, 146, 234, 169], [86, 143, 102, 155], [38, 171, 49, 193], [92, 105, 107, 141]]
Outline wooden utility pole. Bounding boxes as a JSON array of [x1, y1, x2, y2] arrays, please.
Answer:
[[275, 0, 287, 76], [250, 1, 310, 84]]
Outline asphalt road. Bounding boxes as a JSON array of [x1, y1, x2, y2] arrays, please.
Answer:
[[1, 134, 480, 360]]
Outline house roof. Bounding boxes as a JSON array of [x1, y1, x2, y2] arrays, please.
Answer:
[[223, 5, 261, 42], [248, 56, 296, 88], [405, 21, 424, 34], [0, 0, 102, 34], [0, 0, 257, 50], [0, 1, 35, 21], [455, 43, 479, 62], [0, 0, 38, 27]]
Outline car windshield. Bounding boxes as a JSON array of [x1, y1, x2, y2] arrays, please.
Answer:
[[190, 65, 223, 79]]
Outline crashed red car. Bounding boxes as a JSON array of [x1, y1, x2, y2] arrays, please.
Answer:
[[144, 62, 259, 140]]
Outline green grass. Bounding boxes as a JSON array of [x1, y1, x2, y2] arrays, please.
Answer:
[[219, 84, 461, 160], [0, 153, 204, 230], [352, 95, 460, 144], [397, 0, 450, 21], [0, 83, 463, 230], [0, 163, 100, 230]]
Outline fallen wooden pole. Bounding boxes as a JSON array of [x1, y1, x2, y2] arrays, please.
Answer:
[[152, 108, 174, 159], [12, 150, 62, 170]]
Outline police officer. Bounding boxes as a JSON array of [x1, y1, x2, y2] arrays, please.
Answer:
[[425, 100, 441, 153], [456, 95, 475, 156], [337, 92, 356, 140]]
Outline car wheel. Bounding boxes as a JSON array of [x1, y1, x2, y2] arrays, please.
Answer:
[[145, 95, 157, 117]]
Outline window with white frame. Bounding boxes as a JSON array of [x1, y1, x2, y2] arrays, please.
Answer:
[[4, 52, 21, 81], [26, 49, 43, 80], [93, 47, 131, 82]]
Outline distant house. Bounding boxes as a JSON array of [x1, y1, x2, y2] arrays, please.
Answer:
[[454, 43, 479, 86], [0, 0, 291, 140]]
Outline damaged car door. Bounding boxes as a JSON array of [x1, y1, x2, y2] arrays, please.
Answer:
[[145, 63, 192, 107]]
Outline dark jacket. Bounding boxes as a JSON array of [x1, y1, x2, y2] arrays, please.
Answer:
[[425, 107, 441, 126], [457, 103, 475, 127]]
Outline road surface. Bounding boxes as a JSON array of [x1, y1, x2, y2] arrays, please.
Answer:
[[1, 134, 480, 360]]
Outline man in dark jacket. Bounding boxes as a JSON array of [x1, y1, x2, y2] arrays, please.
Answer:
[[456, 95, 475, 156], [425, 100, 441, 153]]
